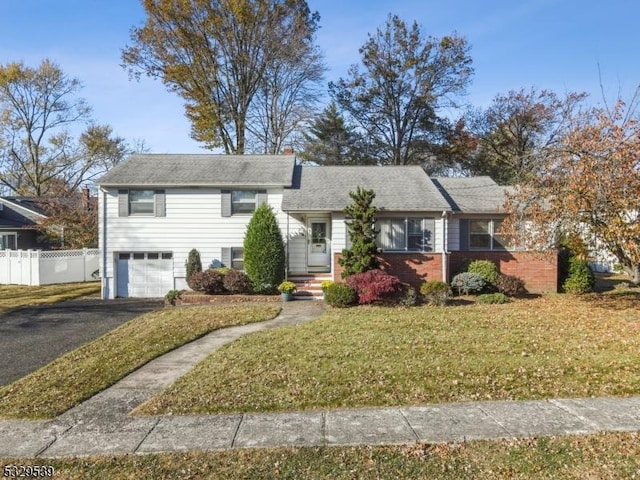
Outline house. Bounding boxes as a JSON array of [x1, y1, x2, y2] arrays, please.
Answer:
[[97, 154, 558, 299], [0, 197, 48, 250]]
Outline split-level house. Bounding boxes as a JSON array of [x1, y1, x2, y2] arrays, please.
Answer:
[[97, 154, 557, 299]]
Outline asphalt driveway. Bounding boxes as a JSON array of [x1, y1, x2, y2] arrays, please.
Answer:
[[0, 298, 162, 386]]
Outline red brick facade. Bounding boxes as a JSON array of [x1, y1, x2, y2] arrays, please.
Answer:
[[333, 250, 558, 293]]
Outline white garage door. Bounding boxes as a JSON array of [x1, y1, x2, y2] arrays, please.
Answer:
[[117, 252, 174, 298]]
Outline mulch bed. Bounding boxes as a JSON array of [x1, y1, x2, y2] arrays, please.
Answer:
[[172, 293, 282, 306]]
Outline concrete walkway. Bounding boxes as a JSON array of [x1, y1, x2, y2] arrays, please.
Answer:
[[1, 300, 640, 458]]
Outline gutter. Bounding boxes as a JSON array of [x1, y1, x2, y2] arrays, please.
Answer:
[[100, 187, 108, 299]]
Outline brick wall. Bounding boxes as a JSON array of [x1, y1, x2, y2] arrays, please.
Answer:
[[334, 253, 443, 287], [449, 250, 558, 294], [334, 250, 558, 293]]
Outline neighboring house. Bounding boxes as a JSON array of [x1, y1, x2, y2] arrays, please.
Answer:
[[0, 197, 48, 250], [97, 154, 558, 299]]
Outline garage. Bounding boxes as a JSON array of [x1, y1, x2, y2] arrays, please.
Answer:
[[116, 252, 174, 298]]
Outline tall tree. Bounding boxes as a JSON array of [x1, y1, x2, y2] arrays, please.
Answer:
[[462, 88, 586, 184], [0, 59, 129, 196], [329, 14, 473, 166], [299, 102, 368, 165], [504, 97, 640, 283], [122, 0, 322, 154], [246, 30, 324, 153]]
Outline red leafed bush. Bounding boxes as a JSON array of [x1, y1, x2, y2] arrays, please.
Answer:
[[346, 269, 403, 305]]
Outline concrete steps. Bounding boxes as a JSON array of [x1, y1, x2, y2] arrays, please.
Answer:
[[288, 273, 332, 299]]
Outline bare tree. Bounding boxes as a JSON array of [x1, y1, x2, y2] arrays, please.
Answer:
[[122, 0, 322, 154], [0, 59, 129, 196]]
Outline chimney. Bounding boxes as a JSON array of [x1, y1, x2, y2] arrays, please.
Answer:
[[282, 147, 294, 155]]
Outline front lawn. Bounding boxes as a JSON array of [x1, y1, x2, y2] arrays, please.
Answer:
[[2, 432, 640, 479], [0, 303, 280, 419], [0, 282, 101, 315], [136, 292, 640, 415]]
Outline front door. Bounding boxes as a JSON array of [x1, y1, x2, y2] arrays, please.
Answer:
[[307, 218, 331, 269]]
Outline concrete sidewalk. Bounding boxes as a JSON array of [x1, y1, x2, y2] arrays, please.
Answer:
[[1, 300, 639, 458]]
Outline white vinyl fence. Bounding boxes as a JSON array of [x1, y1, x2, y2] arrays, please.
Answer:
[[0, 249, 99, 286]]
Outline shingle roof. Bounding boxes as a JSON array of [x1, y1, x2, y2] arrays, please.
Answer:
[[431, 176, 511, 213], [282, 165, 452, 212], [98, 154, 296, 187], [0, 197, 48, 218]]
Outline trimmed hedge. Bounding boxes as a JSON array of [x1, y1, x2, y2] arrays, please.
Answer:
[[420, 280, 451, 306], [467, 260, 499, 285], [324, 283, 357, 308]]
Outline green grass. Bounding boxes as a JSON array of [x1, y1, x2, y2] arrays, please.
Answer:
[[2, 432, 640, 479], [136, 293, 640, 415], [0, 303, 280, 419], [0, 282, 101, 315]]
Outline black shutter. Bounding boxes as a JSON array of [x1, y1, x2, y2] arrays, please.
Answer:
[[221, 247, 231, 268], [118, 190, 129, 217], [459, 219, 469, 251], [221, 190, 231, 217], [155, 190, 166, 217], [423, 218, 435, 251]]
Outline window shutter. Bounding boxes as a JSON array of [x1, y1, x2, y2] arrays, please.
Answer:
[[221, 247, 231, 268], [423, 218, 435, 251], [256, 191, 267, 206], [118, 190, 129, 217], [459, 219, 469, 251], [155, 190, 166, 217], [221, 190, 231, 217]]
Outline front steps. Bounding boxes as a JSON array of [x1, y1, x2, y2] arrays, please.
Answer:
[[288, 273, 332, 299]]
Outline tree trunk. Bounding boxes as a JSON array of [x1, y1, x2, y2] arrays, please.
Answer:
[[630, 264, 640, 285]]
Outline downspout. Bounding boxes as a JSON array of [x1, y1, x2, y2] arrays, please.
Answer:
[[285, 210, 289, 280], [100, 188, 108, 299], [441, 210, 449, 282]]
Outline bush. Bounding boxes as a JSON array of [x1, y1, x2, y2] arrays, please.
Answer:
[[243, 203, 285, 293], [477, 292, 511, 304], [451, 272, 486, 295], [223, 269, 252, 294], [467, 260, 499, 285], [420, 280, 451, 306], [396, 284, 420, 307], [200, 269, 226, 295], [324, 283, 357, 308], [186, 249, 203, 290], [165, 289, 181, 306], [494, 274, 526, 297], [188, 271, 205, 292], [346, 269, 403, 305], [563, 258, 595, 294]]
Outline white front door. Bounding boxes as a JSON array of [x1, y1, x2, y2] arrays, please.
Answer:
[[307, 218, 331, 269]]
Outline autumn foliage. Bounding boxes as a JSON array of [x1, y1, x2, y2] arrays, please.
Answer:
[[504, 98, 640, 283]]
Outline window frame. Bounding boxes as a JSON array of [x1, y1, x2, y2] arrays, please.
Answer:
[[231, 247, 244, 271], [468, 218, 509, 251], [376, 217, 434, 253], [0, 233, 17, 250], [128, 190, 155, 216], [231, 190, 259, 215]]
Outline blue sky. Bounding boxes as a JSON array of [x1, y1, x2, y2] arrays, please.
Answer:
[[1, 0, 639, 153]]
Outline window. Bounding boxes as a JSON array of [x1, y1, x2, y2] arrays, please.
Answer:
[[231, 190, 258, 214], [119, 190, 165, 217], [469, 219, 509, 250], [129, 190, 155, 215], [0, 234, 17, 250], [469, 220, 491, 249], [377, 218, 434, 252], [231, 247, 244, 270]]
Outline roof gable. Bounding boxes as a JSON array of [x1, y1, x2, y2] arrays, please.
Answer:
[[98, 154, 297, 187]]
